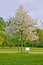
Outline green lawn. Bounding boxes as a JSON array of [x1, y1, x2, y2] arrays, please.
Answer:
[[30, 47, 43, 52], [0, 48, 43, 65], [0, 53, 43, 65], [0, 47, 43, 53]]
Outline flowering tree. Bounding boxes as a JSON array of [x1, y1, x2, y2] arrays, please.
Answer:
[[5, 5, 38, 52]]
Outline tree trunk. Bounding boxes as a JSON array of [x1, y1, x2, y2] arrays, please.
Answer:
[[20, 30, 23, 52], [21, 43, 22, 52], [32, 41, 34, 47], [18, 44, 19, 52]]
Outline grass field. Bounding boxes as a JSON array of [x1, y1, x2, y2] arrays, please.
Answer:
[[0, 53, 43, 65], [0, 48, 43, 65], [0, 47, 43, 53], [0, 47, 43, 65]]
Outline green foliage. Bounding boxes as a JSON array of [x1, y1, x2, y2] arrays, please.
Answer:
[[0, 36, 4, 45], [0, 31, 7, 47], [0, 17, 6, 30], [36, 29, 43, 41]]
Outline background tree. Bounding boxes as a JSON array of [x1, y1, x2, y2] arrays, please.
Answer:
[[0, 17, 6, 31], [0, 31, 7, 47], [36, 29, 43, 41]]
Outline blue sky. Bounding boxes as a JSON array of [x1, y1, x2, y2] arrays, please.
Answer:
[[0, 0, 43, 22]]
